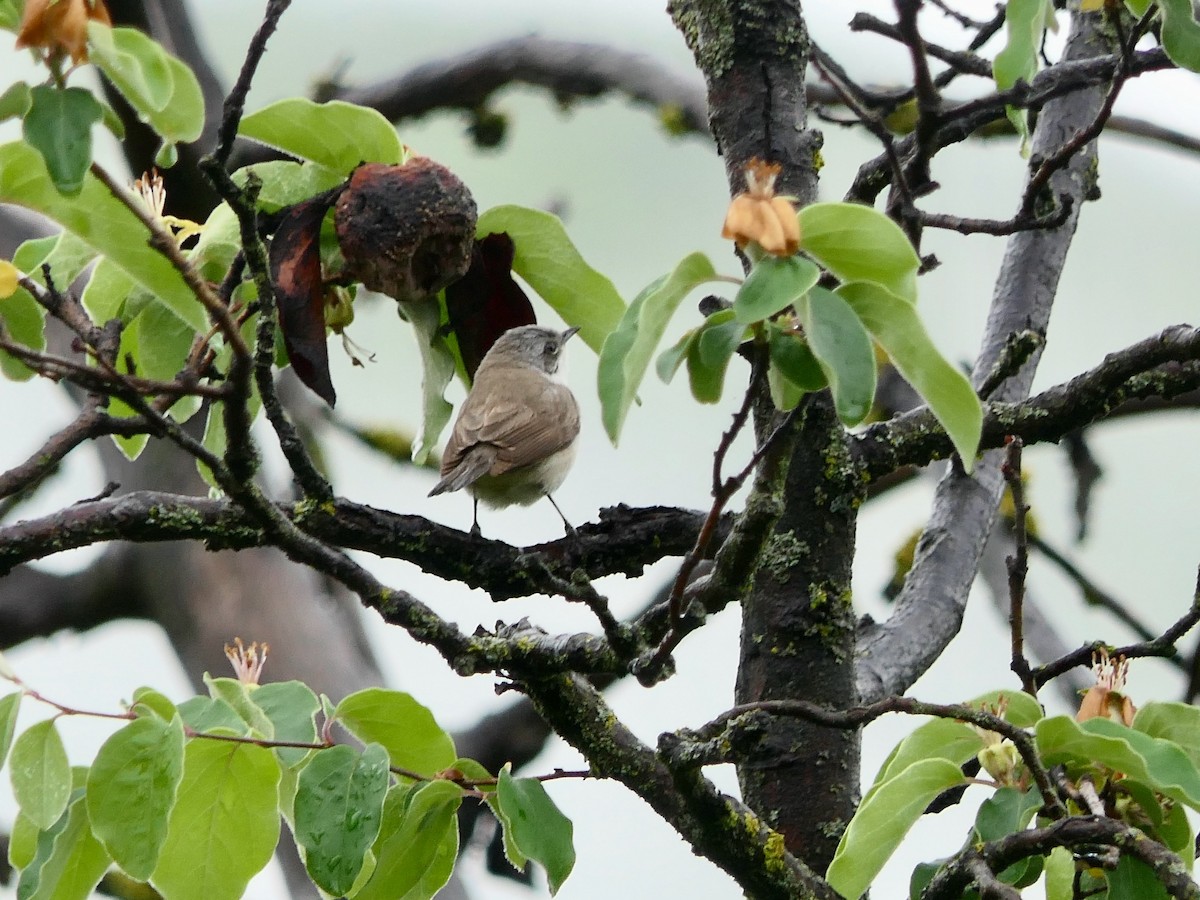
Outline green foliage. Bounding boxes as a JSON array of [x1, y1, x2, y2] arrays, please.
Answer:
[[733, 255, 819, 322], [9, 719, 71, 830], [826, 757, 966, 899], [356, 780, 461, 900], [798, 202, 919, 303], [403, 294, 457, 465], [597, 251, 722, 440], [19, 787, 112, 900], [0, 659, 580, 900], [476, 204, 627, 353], [150, 739, 281, 900], [801, 287, 876, 426], [0, 141, 206, 332], [993, 0, 1054, 154], [1148, 0, 1200, 72], [333, 686, 458, 775], [685, 308, 748, 404], [836, 690, 1200, 899], [496, 766, 577, 895], [22, 86, 102, 195], [1036, 713, 1200, 809], [86, 716, 185, 879], [239, 97, 405, 174], [838, 281, 982, 467], [597, 200, 981, 464], [86, 23, 205, 155], [293, 743, 390, 895]]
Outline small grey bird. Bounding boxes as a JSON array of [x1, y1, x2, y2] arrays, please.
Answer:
[[429, 324, 580, 536]]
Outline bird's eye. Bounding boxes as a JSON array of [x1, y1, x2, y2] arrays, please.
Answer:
[[546, 342, 559, 354]]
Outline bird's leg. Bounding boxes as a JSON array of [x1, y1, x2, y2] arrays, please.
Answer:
[[545, 493, 576, 537], [469, 497, 482, 539]]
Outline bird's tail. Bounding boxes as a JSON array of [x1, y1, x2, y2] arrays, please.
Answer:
[[427, 445, 497, 496]]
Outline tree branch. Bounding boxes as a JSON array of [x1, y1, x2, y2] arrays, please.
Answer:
[[856, 12, 1114, 703], [855, 325, 1200, 479]]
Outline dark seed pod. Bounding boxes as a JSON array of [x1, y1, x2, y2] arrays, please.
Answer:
[[334, 158, 477, 302]]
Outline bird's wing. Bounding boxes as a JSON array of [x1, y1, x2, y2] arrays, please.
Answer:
[[441, 367, 579, 477]]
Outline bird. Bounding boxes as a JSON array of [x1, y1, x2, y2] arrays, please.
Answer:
[[429, 324, 580, 536]]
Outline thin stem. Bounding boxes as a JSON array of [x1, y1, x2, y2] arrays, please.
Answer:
[[1001, 438, 1035, 696]]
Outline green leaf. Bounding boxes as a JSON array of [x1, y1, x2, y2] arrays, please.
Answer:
[[799, 202, 920, 303], [866, 690, 1042, 804], [496, 768, 576, 895], [203, 675, 273, 736], [17, 791, 112, 900], [1107, 855, 1171, 900], [9, 812, 37, 871], [0, 0, 19, 31], [405, 296, 456, 466], [23, 86, 103, 196], [3, 229, 100, 380], [476, 205, 627, 353], [177, 697, 251, 736], [685, 308, 747, 404], [1044, 846, 1074, 900], [973, 787, 1043, 887], [86, 716, 185, 880], [767, 324, 826, 392], [293, 743, 390, 896], [0, 82, 30, 122], [10, 719, 71, 830], [150, 740, 281, 900], [87, 23, 204, 146], [235, 159, 347, 213], [733, 255, 819, 323], [654, 325, 696, 385], [133, 293, 195, 380], [1036, 715, 1200, 809], [252, 680, 321, 767], [1134, 701, 1200, 770], [801, 286, 877, 426], [239, 98, 402, 174], [827, 758, 967, 900], [80, 256, 135, 324], [973, 786, 1040, 842], [334, 688, 456, 776], [0, 692, 19, 769], [88, 24, 172, 112], [31, 230, 100, 288], [0, 140, 207, 333], [1158, 797, 1194, 858], [992, 0, 1050, 154], [356, 780, 462, 900], [131, 686, 178, 721], [1156, 0, 1200, 72], [0, 291, 44, 381], [837, 281, 982, 469], [597, 252, 721, 440]]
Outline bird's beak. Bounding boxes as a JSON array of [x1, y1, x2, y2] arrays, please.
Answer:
[[562, 325, 581, 343]]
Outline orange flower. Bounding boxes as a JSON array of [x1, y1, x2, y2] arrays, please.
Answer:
[[1077, 648, 1136, 725], [15, 0, 111, 65], [721, 159, 800, 257]]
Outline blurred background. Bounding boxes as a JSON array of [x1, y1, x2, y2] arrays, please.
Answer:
[[2, 0, 1199, 897]]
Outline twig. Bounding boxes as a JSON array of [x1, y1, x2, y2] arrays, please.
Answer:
[[1030, 566, 1200, 688], [210, 0, 294, 166], [1028, 532, 1163, 647], [682, 694, 1066, 820], [1018, 7, 1157, 220], [1001, 438, 1035, 695], [642, 359, 795, 675]]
